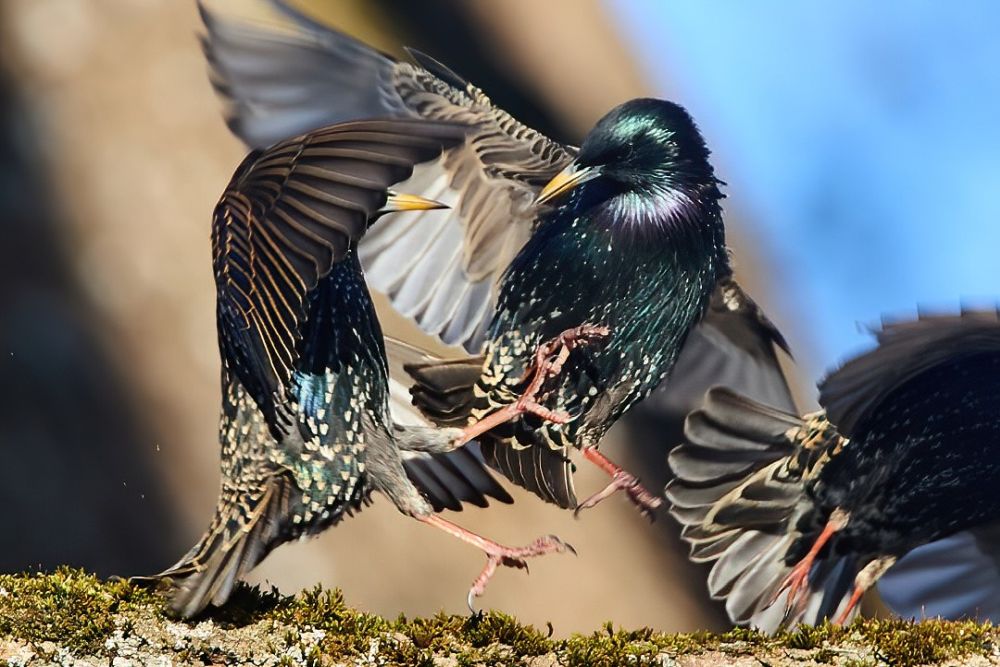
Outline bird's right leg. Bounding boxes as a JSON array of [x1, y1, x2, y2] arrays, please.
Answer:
[[833, 554, 896, 625], [416, 513, 575, 611], [574, 446, 663, 519], [770, 508, 850, 616], [453, 324, 610, 446]]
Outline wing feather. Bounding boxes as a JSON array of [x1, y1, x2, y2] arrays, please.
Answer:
[[200, 0, 574, 352], [213, 120, 465, 409]]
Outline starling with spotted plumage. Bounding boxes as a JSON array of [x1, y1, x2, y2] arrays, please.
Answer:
[[409, 98, 731, 517], [667, 309, 1000, 630], [154, 118, 573, 619], [199, 0, 790, 521]]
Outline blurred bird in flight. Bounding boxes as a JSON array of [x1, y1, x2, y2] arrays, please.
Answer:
[[668, 310, 1000, 630]]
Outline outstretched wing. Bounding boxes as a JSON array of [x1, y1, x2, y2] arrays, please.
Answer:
[[819, 308, 1000, 623], [213, 119, 465, 415], [200, 0, 574, 352], [667, 387, 856, 631], [819, 308, 1000, 438]]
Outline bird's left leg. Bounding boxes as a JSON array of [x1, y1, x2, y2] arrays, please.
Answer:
[[453, 324, 610, 446], [574, 446, 663, 519], [770, 508, 850, 616], [833, 555, 896, 625], [416, 514, 575, 611]]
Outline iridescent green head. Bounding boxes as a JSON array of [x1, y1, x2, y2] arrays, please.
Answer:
[[537, 98, 724, 234]]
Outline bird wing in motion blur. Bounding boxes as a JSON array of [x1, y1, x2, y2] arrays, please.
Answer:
[[668, 309, 1000, 630], [198, 0, 792, 512]]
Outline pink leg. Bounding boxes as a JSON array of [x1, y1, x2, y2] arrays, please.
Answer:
[[453, 324, 610, 447], [418, 514, 575, 611], [574, 447, 663, 520]]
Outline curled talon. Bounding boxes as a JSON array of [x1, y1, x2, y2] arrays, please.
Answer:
[[453, 325, 611, 447], [465, 534, 576, 612], [574, 447, 663, 518]]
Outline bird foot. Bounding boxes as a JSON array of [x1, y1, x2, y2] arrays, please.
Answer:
[[467, 534, 576, 611], [417, 514, 576, 612], [516, 324, 611, 386], [574, 446, 662, 520], [453, 324, 610, 446], [832, 555, 896, 625], [772, 556, 815, 615], [768, 508, 850, 615], [574, 469, 663, 520]]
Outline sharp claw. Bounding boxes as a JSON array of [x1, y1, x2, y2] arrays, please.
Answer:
[[467, 590, 477, 614]]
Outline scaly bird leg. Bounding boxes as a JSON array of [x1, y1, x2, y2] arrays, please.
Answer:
[[833, 555, 896, 625], [417, 514, 575, 611], [574, 446, 663, 520], [770, 508, 850, 617], [453, 324, 610, 447]]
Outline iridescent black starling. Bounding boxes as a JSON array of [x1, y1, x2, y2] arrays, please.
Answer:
[[667, 310, 1000, 629], [198, 0, 789, 519], [157, 119, 573, 619]]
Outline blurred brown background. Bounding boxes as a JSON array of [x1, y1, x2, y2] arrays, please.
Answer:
[[0, 0, 796, 635]]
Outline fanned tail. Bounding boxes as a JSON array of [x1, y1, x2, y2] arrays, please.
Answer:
[[667, 387, 855, 631], [157, 474, 294, 619], [405, 355, 484, 426]]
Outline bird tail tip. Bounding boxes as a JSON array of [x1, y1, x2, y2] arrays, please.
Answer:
[[153, 477, 292, 619]]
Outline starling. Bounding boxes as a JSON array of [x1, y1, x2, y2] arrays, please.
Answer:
[[198, 0, 790, 518], [157, 118, 573, 619], [667, 309, 1000, 629]]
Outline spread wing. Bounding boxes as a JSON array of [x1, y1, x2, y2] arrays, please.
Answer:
[[200, 0, 574, 352], [212, 119, 465, 415], [818, 308, 1000, 438]]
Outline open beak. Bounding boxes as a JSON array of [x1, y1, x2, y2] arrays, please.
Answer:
[[382, 191, 449, 212], [535, 162, 601, 205]]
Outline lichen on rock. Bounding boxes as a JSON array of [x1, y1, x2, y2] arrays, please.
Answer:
[[0, 569, 997, 666]]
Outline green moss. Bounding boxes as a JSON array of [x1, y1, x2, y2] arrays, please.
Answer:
[[855, 616, 994, 667], [0, 567, 155, 654], [0, 570, 996, 666]]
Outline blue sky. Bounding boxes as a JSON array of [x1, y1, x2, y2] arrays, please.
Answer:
[[611, 2, 1000, 379]]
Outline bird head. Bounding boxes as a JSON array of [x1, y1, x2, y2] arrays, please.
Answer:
[[536, 98, 723, 232]]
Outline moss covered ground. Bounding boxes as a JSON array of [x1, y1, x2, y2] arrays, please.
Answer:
[[0, 569, 997, 666]]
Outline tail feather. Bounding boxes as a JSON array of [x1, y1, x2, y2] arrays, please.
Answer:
[[667, 387, 852, 630], [405, 356, 484, 426], [402, 343, 577, 509], [159, 474, 294, 619]]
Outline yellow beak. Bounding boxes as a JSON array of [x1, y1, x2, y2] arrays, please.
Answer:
[[535, 162, 601, 205], [383, 191, 449, 212]]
